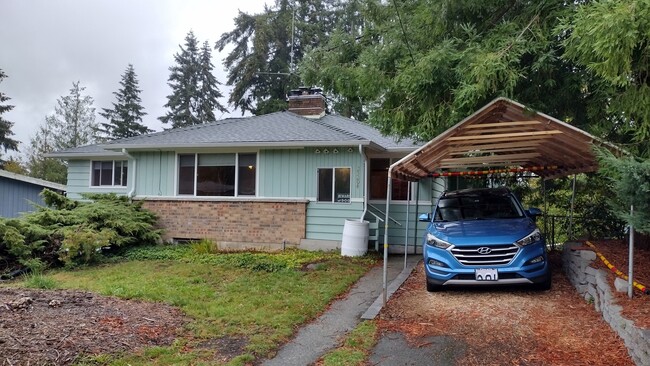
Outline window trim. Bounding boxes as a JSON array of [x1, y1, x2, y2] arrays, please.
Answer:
[[89, 160, 128, 188], [317, 166, 351, 204], [175, 152, 258, 197]]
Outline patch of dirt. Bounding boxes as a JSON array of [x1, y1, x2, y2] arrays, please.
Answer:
[[0, 288, 188, 365], [587, 239, 650, 328], [379, 253, 636, 365]]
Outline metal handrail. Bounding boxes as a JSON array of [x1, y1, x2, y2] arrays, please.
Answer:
[[365, 210, 385, 223], [367, 203, 402, 226]]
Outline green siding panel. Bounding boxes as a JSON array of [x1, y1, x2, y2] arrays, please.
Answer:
[[305, 201, 363, 241], [258, 147, 364, 199], [133, 151, 175, 196]]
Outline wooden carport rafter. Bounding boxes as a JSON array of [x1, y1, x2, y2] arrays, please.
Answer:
[[390, 97, 622, 182]]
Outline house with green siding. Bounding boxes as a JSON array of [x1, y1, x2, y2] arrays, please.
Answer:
[[49, 89, 439, 252]]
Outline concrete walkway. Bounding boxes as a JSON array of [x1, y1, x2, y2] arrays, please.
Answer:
[[261, 254, 421, 366]]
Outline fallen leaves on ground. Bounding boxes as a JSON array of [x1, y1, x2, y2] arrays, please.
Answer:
[[0, 288, 188, 365], [588, 239, 650, 328], [379, 252, 636, 365]]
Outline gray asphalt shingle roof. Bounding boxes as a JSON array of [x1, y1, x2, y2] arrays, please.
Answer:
[[50, 111, 420, 158]]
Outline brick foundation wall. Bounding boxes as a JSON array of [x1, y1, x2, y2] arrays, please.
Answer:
[[142, 200, 307, 250]]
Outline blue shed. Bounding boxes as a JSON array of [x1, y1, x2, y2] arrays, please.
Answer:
[[0, 170, 66, 218]]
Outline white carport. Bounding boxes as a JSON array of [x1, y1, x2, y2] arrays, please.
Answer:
[[381, 97, 625, 304]]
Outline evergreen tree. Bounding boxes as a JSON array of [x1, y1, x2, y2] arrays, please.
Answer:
[[302, 1, 594, 139], [216, 0, 347, 115], [196, 40, 228, 123], [99, 64, 151, 139], [0, 69, 19, 159], [25, 81, 97, 183], [25, 122, 67, 184], [160, 31, 227, 129], [49, 81, 97, 150]]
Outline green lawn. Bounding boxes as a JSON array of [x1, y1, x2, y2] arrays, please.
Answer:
[[14, 245, 376, 365]]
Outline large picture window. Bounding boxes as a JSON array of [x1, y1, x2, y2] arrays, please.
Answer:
[[317, 167, 350, 203], [177, 153, 257, 196], [91, 160, 128, 187], [369, 158, 409, 200]]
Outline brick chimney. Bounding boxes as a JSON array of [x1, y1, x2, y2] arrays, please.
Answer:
[[287, 87, 326, 118]]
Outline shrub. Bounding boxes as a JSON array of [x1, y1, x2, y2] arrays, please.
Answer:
[[0, 190, 162, 271]]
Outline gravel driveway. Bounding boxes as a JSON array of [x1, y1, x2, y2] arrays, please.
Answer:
[[372, 255, 634, 365]]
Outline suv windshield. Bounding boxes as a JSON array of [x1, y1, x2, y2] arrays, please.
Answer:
[[434, 191, 524, 222]]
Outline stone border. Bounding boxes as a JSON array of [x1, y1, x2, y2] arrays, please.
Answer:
[[562, 242, 650, 365]]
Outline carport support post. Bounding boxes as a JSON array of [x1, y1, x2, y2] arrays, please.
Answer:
[[628, 205, 634, 299], [404, 182, 411, 270], [383, 169, 393, 307]]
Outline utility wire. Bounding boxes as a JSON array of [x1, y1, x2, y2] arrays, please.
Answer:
[[391, 0, 416, 66]]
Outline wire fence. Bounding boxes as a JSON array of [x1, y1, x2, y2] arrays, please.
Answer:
[[540, 215, 626, 251]]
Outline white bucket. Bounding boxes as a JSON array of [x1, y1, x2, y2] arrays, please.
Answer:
[[341, 219, 369, 257]]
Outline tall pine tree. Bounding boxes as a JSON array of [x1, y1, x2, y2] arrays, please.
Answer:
[[217, 0, 348, 115], [99, 64, 151, 139], [197, 41, 228, 123], [0, 69, 19, 160], [160, 31, 227, 129]]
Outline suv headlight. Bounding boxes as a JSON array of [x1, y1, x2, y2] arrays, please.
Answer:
[[515, 228, 542, 247], [426, 233, 452, 249]]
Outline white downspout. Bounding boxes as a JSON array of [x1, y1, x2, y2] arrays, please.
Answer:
[[359, 144, 368, 221], [122, 148, 136, 198]]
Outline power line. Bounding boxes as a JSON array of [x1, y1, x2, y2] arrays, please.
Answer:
[[391, 0, 416, 66]]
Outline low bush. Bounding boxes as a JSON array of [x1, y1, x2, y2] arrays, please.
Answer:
[[121, 244, 375, 272], [0, 190, 162, 272]]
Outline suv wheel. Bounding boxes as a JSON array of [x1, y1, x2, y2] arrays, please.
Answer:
[[426, 280, 442, 292], [536, 268, 552, 291]]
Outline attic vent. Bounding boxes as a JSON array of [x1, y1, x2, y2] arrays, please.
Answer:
[[287, 87, 326, 118]]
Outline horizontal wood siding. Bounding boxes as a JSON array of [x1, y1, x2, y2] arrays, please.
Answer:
[[133, 151, 175, 196], [306, 201, 364, 241], [367, 202, 431, 248], [0, 178, 49, 217], [66, 160, 128, 199]]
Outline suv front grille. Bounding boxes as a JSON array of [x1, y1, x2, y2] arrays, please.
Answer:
[[450, 244, 519, 266]]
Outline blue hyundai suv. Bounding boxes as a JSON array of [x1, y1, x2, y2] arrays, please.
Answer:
[[420, 188, 551, 291]]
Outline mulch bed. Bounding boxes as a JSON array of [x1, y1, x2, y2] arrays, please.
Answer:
[[587, 239, 650, 328], [378, 251, 640, 365], [0, 288, 188, 365]]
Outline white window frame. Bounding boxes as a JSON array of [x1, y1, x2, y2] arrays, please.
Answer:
[[317, 166, 351, 204], [89, 160, 128, 187]]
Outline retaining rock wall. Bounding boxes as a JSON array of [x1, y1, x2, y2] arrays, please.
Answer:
[[562, 242, 650, 365]]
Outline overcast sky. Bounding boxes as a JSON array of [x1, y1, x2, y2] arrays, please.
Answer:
[[1, 0, 270, 157]]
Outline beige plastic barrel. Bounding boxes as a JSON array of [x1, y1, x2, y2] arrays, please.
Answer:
[[341, 219, 369, 256]]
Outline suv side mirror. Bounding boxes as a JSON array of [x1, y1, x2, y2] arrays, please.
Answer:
[[419, 213, 431, 222], [526, 207, 542, 217]]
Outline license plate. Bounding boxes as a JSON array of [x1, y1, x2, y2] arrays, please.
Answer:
[[475, 268, 498, 281]]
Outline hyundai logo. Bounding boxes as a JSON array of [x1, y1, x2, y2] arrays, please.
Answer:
[[477, 247, 492, 255]]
